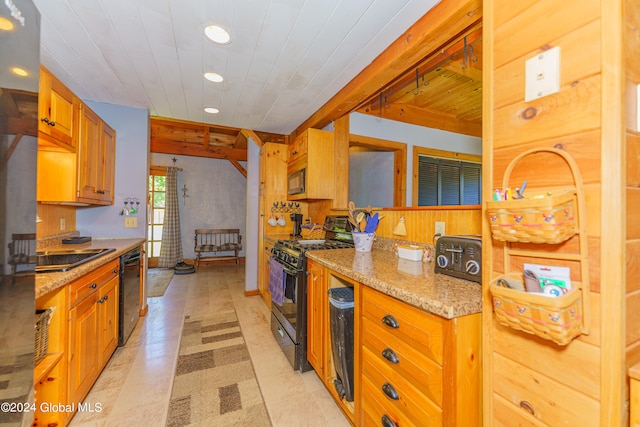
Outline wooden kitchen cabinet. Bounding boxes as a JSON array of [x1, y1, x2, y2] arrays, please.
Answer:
[[68, 259, 119, 405], [34, 286, 70, 427], [359, 286, 481, 426], [77, 103, 116, 204], [287, 128, 334, 201], [306, 259, 326, 378], [37, 69, 116, 206], [258, 142, 288, 303], [38, 65, 77, 150]]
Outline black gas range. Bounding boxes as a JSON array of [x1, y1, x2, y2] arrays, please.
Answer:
[[269, 216, 354, 372]]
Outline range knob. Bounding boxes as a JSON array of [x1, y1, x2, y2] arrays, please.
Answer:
[[466, 260, 480, 275], [436, 254, 448, 268]]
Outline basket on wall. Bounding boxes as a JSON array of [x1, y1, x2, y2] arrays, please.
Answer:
[[489, 273, 583, 346], [486, 190, 578, 244], [35, 307, 55, 365]]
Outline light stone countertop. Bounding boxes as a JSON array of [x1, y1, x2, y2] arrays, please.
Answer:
[[306, 248, 482, 319], [35, 238, 146, 299]]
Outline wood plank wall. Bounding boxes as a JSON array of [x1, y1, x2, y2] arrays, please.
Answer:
[[482, 0, 625, 424], [37, 204, 76, 238], [625, 0, 640, 393]]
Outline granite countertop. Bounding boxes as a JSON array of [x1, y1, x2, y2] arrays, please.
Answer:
[[306, 248, 482, 319], [35, 238, 146, 299]]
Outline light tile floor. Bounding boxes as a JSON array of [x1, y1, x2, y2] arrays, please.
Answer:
[[70, 265, 349, 426]]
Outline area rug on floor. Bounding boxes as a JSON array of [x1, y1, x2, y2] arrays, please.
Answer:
[[147, 268, 174, 298], [166, 309, 271, 427]]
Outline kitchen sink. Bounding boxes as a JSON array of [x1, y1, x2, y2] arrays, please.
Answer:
[[36, 248, 116, 273]]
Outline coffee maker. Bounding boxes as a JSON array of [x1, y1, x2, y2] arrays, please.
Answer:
[[290, 213, 303, 238]]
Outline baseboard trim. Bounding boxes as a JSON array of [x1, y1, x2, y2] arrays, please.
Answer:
[[244, 289, 260, 297]]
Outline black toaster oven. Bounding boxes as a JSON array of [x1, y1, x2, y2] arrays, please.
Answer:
[[434, 235, 482, 283]]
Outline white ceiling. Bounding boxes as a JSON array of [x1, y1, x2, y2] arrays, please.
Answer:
[[32, 0, 440, 135]]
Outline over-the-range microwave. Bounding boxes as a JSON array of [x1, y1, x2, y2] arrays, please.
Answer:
[[288, 168, 305, 196]]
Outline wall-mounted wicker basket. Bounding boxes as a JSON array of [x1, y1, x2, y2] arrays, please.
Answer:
[[488, 148, 590, 345], [489, 273, 584, 345]]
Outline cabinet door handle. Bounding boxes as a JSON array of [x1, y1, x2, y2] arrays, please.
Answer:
[[381, 314, 399, 329], [292, 150, 298, 155], [41, 117, 50, 124], [97, 297, 105, 303], [382, 348, 399, 364], [97, 190, 105, 194], [381, 415, 398, 427], [381, 382, 399, 400], [113, 269, 119, 274], [49, 121, 55, 127], [89, 283, 97, 289]]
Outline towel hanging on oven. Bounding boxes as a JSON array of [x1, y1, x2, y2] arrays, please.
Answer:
[[269, 257, 285, 305]]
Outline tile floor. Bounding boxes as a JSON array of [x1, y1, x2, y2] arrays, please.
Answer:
[[69, 265, 350, 426]]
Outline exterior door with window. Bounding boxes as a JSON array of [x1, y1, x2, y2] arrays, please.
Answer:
[[147, 167, 166, 268]]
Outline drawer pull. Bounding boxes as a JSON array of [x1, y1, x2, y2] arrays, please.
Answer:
[[519, 400, 535, 415], [382, 348, 399, 364], [381, 415, 397, 427], [89, 283, 98, 289], [381, 315, 399, 329], [382, 382, 399, 400]]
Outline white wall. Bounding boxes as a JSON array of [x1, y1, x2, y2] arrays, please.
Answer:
[[76, 102, 149, 238], [348, 112, 482, 206], [150, 153, 248, 262], [349, 151, 394, 207], [245, 141, 260, 292]]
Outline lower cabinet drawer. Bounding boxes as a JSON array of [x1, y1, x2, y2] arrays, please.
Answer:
[[492, 353, 599, 426], [362, 346, 442, 426], [362, 316, 443, 406], [361, 286, 444, 365], [69, 259, 119, 307]]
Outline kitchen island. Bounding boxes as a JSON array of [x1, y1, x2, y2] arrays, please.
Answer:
[[305, 247, 482, 426]]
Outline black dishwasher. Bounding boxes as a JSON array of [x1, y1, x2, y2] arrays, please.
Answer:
[[118, 246, 141, 346]]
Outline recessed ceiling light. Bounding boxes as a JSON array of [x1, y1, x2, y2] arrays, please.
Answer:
[[204, 25, 231, 44], [11, 67, 28, 77], [204, 72, 224, 83], [0, 17, 14, 31], [204, 107, 219, 114]]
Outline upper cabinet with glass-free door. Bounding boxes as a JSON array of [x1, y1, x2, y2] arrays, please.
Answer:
[[38, 65, 77, 151]]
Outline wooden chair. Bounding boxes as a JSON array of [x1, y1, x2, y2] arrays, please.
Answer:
[[7, 233, 37, 281]]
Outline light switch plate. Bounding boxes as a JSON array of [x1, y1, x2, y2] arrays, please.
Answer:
[[124, 217, 137, 228], [525, 46, 561, 102]]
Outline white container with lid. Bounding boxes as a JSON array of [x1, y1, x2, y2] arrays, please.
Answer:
[[397, 244, 423, 261]]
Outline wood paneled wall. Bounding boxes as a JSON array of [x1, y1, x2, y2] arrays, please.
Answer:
[[483, 0, 631, 424], [625, 0, 640, 389], [328, 206, 481, 243], [37, 204, 76, 238]]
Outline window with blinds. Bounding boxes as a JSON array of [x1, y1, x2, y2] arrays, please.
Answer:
[[417, 156, 481, 206]]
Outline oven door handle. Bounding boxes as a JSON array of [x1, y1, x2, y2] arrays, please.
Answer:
[[282, 266, 299, 276]]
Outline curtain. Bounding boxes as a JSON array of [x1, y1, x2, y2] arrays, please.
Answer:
[[158, 167, 183, 267]]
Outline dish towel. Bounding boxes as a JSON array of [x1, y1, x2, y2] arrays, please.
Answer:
[[269, 257, 285, 306]]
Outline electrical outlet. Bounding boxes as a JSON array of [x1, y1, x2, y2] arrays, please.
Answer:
[[124, 217, 137, 228], [435, 221, 445, 236], [60, 218, 65, 231]]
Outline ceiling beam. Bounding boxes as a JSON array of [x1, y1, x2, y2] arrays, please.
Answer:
[[229, 159, 247, 178], [241, 129, 263, 147], [292, 0, 482, 138], [357, 102, 481, 137], [150, 138, 247, 161]]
